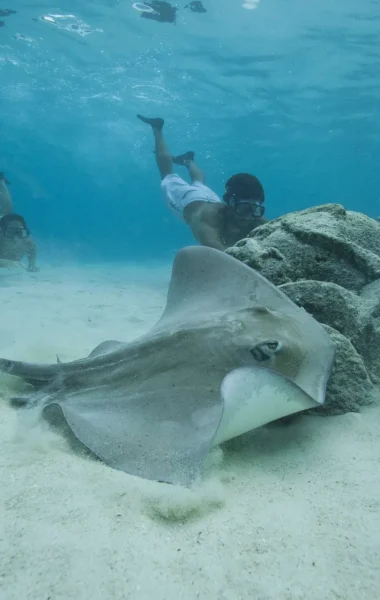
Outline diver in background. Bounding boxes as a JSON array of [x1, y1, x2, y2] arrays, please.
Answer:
[[0, 173, 39, 271], [137, 114, 268, 250], [0, 214, 39, 272]]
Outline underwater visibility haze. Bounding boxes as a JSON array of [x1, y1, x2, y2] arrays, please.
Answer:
[[2, 3, 380, 599]]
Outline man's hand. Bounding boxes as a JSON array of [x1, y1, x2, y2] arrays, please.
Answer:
[[27, 265, 40, 273]]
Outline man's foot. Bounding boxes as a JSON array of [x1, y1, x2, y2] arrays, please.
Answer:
[[137, 114, 164, 130], [172, 151, 195, 166]]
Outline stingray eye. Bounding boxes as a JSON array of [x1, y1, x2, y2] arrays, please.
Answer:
[[266, 341, 280, 351], [250, 340, 282, 362]]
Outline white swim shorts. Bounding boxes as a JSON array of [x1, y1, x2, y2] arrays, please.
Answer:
[[160, 174, 222, 220]]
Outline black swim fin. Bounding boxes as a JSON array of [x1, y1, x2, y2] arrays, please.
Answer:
[[139, 1, 177, 24], [185, 2, 207, 13], [137, 114, 164, 130], [172, 151, 195, 165]]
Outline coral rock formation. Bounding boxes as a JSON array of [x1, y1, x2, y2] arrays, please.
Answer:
[[227, 204, 380, 414]]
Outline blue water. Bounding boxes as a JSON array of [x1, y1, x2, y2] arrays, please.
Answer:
[[0, 0, 379, 262]]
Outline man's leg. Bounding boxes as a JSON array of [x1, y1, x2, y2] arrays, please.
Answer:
[[173, 151, 205, 184], [137, 115, 173, 180]]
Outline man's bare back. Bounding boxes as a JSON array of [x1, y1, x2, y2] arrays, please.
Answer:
[[184, 201, 267, 250]]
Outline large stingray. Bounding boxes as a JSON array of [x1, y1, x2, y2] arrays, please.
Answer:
[[0, 247, 335, 486]]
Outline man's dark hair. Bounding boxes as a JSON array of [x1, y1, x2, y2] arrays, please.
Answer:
[[225, 173, 265, 203], [0, 213, 29, 233]]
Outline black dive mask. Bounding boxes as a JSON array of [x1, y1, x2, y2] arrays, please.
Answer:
[[3, 226, 29, 239], [223, 192, 265, 220]]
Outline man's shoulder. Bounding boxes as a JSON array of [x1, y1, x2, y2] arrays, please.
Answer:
[[184, 200, 226, 224]]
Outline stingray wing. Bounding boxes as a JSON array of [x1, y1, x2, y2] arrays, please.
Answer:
[[43, 365, 320, 486], [44, 379, 223, 487], [214, 366, 320, 445]]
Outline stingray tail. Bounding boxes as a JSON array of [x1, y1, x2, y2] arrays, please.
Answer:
[[0, 358, 60, 387]]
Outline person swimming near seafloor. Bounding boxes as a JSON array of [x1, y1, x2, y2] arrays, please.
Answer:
[[0, 213, 39, 272], [137, 114, 268, 251], [0, 173, 39, 271]]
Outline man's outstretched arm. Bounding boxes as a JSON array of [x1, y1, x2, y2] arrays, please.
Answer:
[[26, 239, 39, 272]]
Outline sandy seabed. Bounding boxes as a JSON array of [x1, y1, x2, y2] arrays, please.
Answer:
[[0, 263, 379, 600]]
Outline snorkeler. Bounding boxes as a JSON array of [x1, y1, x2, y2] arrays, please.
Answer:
[[0, 213, 39, 272], [137, 115, 268, 250], [0, 173, 39, 271]]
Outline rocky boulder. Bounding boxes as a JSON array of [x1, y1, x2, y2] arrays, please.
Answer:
[[227, 203, 380, 414]]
